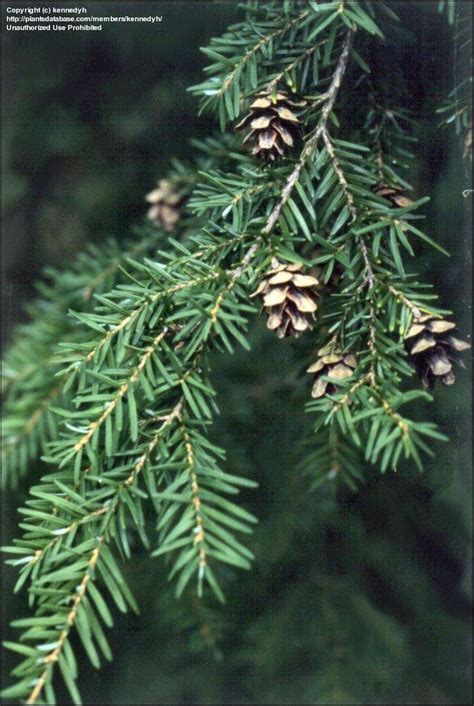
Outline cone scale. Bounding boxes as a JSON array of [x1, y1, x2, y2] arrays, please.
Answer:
[[251, 259, 319, 338], [235, 90, 306, 162]]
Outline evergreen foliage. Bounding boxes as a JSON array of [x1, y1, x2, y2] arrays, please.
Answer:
[[2, 1, 471, 704], [2, 234, 159, 489]]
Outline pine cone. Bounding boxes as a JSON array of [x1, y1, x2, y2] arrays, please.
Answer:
[[372, 182, 414, 208], [235, 90, 306, 162], [145, 179, 184, 231], [307, 343, 357, 398], [251, 258, 318, 338], [404, 315, 470, 388]]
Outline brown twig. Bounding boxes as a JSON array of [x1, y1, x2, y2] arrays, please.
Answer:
[[180, 421, 208, 570], [321, 128, 375, 288], [262, 28, 354, 236]]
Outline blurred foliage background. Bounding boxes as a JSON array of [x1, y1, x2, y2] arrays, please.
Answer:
[[2, 1, 472, 704]]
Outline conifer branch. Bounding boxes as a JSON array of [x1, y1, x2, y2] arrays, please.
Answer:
[[180, 420, 208, 571], [81, 274, 219, 367], [219, 10, 310, 98], [26, 538, 104, 706], [3, 2, 470, 702], [73, 330, 168, 453], [321, 127, 375, 287], [263, 28, 354, 235], [2, 381, 65, 460], [2, 235, 162, 488], [265, 44, 318, 93], [6, 397, 185, 704], [386, 284, 422, 319]]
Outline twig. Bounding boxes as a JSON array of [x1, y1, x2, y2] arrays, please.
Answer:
[[82, 274, 218, 366], [26, 538, 104, 705], [263, 28, 354, 236], [265, 44, 318, 93], [74, 330, 168, 452], [367, 299, 378, 384], [322, 128, 374, 288], [371, 389, 410, 439], [220, 10, 310, 97], [387, 284, 422, 319], [25, 397, 184, 705], [180, 421, 208, 570], [331, 373, 372, 411], [210, 241, 260, 321], [322, 128, 357, 220], [126, 397, 184, 483], [3, 381, 64, 458]]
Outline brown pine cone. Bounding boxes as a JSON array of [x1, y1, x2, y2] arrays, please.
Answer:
[[307, 343, 357, 398], [372, 182, 414, 208], [235, 90, 306, 162], [145, 179, 184, 231], [404, 314, 470, 388], [251, 258, 318, 338]]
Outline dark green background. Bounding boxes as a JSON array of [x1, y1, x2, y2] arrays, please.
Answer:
[[2, 2, 472, 704]]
